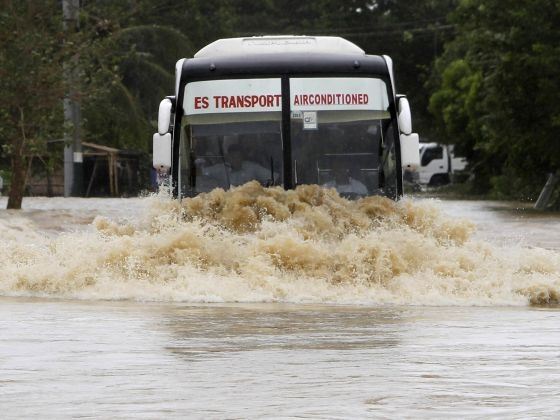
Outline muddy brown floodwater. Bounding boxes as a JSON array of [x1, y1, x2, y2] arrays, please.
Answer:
[[1, 187, 559, 418]]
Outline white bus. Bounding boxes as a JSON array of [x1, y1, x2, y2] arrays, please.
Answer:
[[153, 36, 420, 200]]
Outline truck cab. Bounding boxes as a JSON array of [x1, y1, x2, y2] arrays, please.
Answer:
[[417, 142, 468, 186], [153, 36, 420, 200]]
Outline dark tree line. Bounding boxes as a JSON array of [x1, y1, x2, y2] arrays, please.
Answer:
[[429, 0, 560, 200]]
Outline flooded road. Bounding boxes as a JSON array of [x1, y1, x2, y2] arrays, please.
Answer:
[[435, 199, 560, 250], [1, 193, 560, 417]]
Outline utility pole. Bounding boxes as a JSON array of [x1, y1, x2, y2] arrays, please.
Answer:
[[62, 0, 83, 197]]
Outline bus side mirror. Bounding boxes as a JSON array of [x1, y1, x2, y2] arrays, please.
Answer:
[[153, 133, 172, 171], [158, 98, 173, 134], [400, 133, 420, 169], [397, 96, 412, 135]]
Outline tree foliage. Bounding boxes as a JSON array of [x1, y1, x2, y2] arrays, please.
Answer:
[[429, 0, 560, 198], [0, 0, 65, 208]]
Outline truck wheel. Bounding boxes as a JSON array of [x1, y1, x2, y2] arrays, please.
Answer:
[[429, 174, 450, 186]]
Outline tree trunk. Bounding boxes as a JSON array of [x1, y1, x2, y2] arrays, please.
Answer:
[[7, 154, 27, 209]]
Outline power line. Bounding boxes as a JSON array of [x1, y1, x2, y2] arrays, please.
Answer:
[[237, 23, 456, 38], [327, 24, 456, 38], [308, 17, 452, 34]]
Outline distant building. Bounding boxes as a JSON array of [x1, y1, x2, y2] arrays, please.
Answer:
[[27, 142, 149, 197]]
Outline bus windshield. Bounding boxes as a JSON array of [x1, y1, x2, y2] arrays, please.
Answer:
[[179, 76, 397, 199], [179, 113, 283, 195]]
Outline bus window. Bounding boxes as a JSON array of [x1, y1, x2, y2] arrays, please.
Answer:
[[180, 79, 283, 196], [290, 77, 397, 199]]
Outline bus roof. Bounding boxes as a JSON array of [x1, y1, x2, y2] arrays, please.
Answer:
[[181, 36, 390, 83], [194, 36, 366, 58]]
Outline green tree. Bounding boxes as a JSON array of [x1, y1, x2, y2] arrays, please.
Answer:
[[77, 1, 195, 151], [0, 0, 65, 209], [430, 0, 560, 199], [0, 0, 195, 208]]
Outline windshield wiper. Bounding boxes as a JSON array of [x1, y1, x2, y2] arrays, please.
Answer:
[[268, 156, 274, 186]]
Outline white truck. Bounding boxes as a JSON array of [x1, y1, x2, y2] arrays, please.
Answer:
[[416, 142, 468, 186], [153, 35, 420, 200]]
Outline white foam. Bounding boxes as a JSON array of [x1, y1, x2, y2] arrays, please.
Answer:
[[0, 183, 558, 306]]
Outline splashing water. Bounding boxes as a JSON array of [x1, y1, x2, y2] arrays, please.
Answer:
[[1, 182, 559, 305]]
